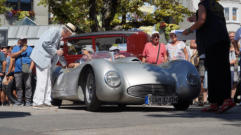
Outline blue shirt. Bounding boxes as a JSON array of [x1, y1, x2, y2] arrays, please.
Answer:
[[5, 56, 11, 73], [0, 52, 6, 73], [12, 45, 33, 73]]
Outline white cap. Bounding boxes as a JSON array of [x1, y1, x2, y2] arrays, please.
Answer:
[[65, 22, 77, 33], [151, 31, 159, 36], [82, 46, 94, 54], [170, 30, 176, 34], [109, 46, 119, 51], [18, 35, 27, 40]]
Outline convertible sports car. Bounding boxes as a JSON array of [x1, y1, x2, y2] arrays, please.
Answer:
[[51, 52, 201, 111]]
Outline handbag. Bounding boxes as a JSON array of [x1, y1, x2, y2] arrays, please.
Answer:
[[2, 76, 8, 85], [2, 75, 14, 86], [190, 50, 199, 66], [22, 63, 30, 73], [21, 50, 30, 73]]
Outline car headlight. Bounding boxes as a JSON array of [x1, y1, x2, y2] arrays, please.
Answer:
[[104, 71, 121, 87]]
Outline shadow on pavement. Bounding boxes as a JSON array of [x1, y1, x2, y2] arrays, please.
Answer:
[[59, 104, 180, 113], [0, 112, 31, 119], [146, 105, 241, 122]]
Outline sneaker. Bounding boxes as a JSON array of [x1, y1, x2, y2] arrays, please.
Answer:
[[201, 104, 219, 112], [217, 99, 236, 113], [25, 102, 32, 107], [44, 104, 58, 109], [32, 104, 46, 109], [198, 101, 204, 106], [13, 102, 24, 107]]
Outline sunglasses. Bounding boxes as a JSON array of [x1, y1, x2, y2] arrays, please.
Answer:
[[152, 34, 159, 38]]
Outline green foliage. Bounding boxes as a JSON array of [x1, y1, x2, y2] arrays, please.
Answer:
[[39, 0, 191, 36], [0, 0, 8, 13], [0, 0, 9, 24]]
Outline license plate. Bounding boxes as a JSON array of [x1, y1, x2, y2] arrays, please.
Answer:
[[145, 94, 178, 105]]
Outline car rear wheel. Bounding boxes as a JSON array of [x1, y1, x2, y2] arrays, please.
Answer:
[[84, 69, 101, 111], [173, 100, 191, 111]]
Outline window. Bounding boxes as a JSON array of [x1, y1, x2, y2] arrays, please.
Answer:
[[95, 37, 127, 52], [67, 38, 93, 55], [6, 0, 33, 11], [224, 8, 229, 21], [232, 8, 238, 21]]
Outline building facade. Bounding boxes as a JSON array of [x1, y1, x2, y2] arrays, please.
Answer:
[[0, 0, 49, 26], [179, 0, 241, 32]]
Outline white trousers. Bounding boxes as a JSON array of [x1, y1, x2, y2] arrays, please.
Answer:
[[33, 65, 52, 106]]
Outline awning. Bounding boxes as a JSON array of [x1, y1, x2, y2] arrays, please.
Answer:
[[6, 25, 62, 46], [15, 17, 37, 26]]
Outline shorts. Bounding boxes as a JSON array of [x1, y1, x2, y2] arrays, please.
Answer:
[[233, 66, 240, 82], [198, 59, 205, 77]]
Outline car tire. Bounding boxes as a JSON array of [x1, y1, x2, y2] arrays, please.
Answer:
[[173, 100, 191, 111], [51, 99, 62, 107], [118, 104, 126, 109], [84, 69, 101, 111]]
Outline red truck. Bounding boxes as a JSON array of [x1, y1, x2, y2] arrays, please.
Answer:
[[63, 31, 149, 64]]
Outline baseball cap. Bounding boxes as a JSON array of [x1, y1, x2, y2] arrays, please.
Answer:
[[18, 35, 27, 40], [109, 46, 118, 51], [65, 22, 77, 33], [170, 30, 176, 34], [151, 31, 159, 36], [82, 46, 94, 54]]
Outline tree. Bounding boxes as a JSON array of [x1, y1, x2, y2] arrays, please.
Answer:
[[0, 0, 9, 25], [39, 0, 191, 33]]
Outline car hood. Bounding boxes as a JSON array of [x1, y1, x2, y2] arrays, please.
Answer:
[[114, 63, 176, 86]]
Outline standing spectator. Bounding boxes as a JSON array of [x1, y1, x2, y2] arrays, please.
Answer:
[[2, 47, 18, 105], [190, 40, 208, 106], [229, 32, 240, 99], [233, 27, 241, 55], [183, 0, 235, 113], [142, 31, 167, 64], [1, 47, 10, 105], [229, 43, 237, 99], [166, 30, 189, 61], [0, 47, 6, 106], [30, 23, 76, 107], [11, 37, 34, 106]]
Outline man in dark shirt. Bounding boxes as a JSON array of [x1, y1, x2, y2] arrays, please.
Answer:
[[183, 0, 235, 113]]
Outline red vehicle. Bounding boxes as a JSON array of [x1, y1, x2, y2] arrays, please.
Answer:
[[62, 31, 149, 64]]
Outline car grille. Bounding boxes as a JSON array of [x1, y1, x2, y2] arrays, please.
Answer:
[[127, 84, 175, 98]]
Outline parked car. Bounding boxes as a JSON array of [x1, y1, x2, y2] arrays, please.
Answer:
[[51, 52, 201, 111], [62, 31, 149, 64]]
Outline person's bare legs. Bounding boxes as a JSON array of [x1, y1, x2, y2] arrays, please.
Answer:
[[231, 82, 237, 99], [0, 90, 6, 106], [203, 90, 208, 103]]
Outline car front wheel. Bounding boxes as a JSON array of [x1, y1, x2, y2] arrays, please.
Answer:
[[173, 99, 191, 111], [84, 69, 101, 111]]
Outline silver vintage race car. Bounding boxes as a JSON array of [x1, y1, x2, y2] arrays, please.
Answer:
[[51, 52, 201, 111]]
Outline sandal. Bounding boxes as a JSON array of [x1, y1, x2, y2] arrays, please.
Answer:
[[217, 99, 235, 113], [201, 104, 219, 112]]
